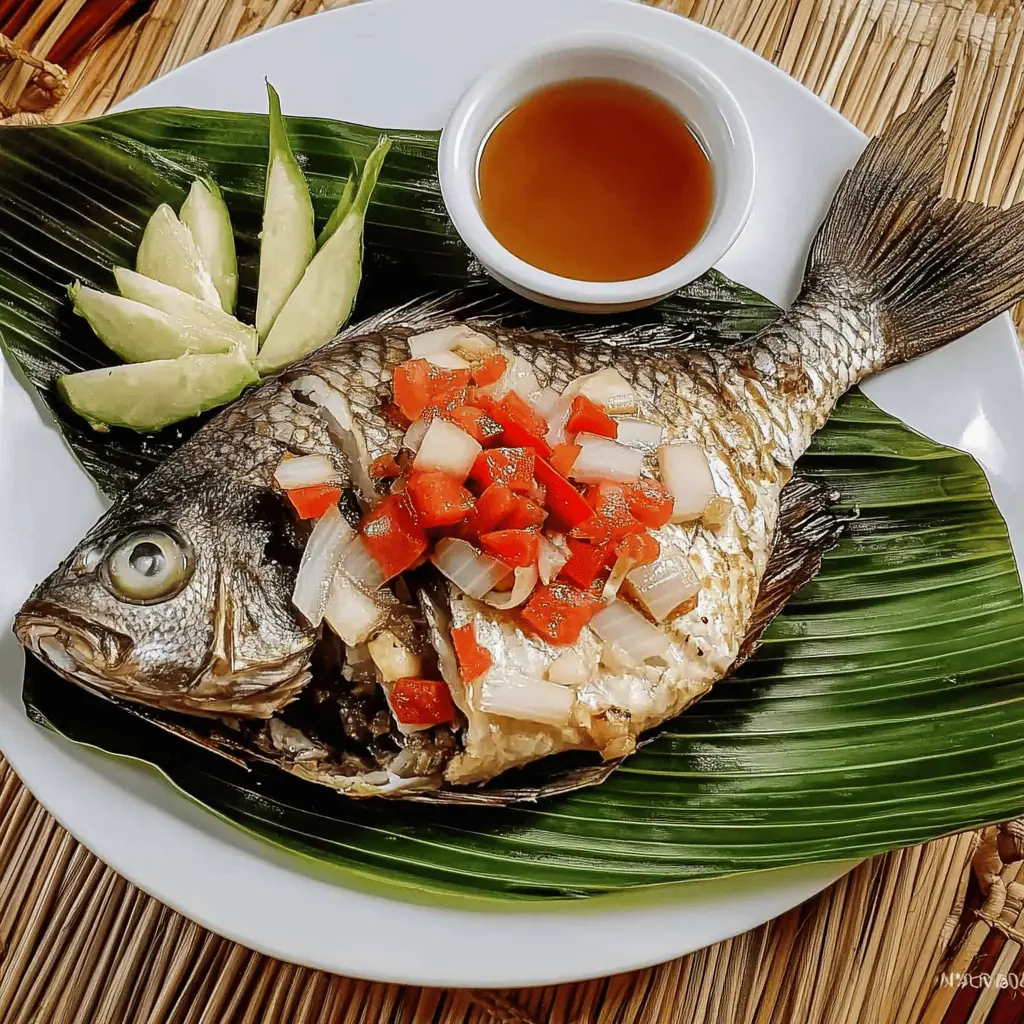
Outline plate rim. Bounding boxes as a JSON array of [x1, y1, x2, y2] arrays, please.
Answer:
[[1, 0, 1020, 987]]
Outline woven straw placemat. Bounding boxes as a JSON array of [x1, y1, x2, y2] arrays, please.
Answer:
[[3, 2, 1024, 1022]]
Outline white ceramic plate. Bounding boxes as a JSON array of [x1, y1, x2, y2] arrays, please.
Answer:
[[2, 0, 1022, 989]]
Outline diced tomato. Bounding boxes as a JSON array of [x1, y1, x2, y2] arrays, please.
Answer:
[[571, 483, 644, 543], [445, 405, 502, 445], [626, 478, 674, 529], [405, 471, 475, 529], [467, 389, 502, 421], [559, 538, 615, 588], [480, 391, 552, 456], [389, 678, 454, 725], [533, 456, 593, 530], [287, 484, 341, 520], [461, 483, 516, 538], [360, 493, 428, 580], [479, 529, 539, 568], [471, 353, 507, 387], [615, 531, 660, 566], [520, 582, 603, 646], [469, 447, 535, 492], [369, 454, 402, 480], [500, 494, 546, 530], [549, 442, 581, 478], [567, 395, 617, 439], [500, 391, 548, 438], [418, 387, 471, 422], [451, 623, 492, 682], [393, 359, 472, 420]]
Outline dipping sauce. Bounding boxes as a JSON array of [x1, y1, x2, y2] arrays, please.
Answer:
[[478, 78, 713, 283]]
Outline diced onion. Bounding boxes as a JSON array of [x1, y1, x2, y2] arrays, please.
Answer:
[[544, 397, 572, 446], [324, 574, 387, 645], [570, 433, 645, 484], [590, 601, 670, 662], [615, 418, 664, 450], [274, 453, 337, 490], [432, 538, 512, 599], [601, 554, 634, 603], [403, 418, 428, 453], [481, 565, 538, 609], [290, 376, 375, 504], [492, 354, 540, 401], [425, 350, 471, 370], [479, 672, 575, 727], [414, 418, 481, 479], [346, 643, 372, 668], [565, 367, 638, 414], [537, 536, 568, 585], [340, 535, 387, 591], [600, 641, 637, 673], [547, 649, 588, 686], [291, 504, 354, 625], [455, 332, 498, 357], [368, 629, 423, 682], [407, 325, 493, 360], [530, 387, 562, 420], [405, 329, 473, 362], [658, 443, 717, 523], [627, 558, 701, 622]]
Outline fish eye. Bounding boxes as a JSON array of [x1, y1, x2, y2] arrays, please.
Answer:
[[103, 529, 193, 604]]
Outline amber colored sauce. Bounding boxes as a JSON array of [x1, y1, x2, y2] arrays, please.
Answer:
[[478, 78, 714, 282]]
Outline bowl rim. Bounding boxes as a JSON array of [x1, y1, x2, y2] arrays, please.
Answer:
[[437, 29, 757, 309]]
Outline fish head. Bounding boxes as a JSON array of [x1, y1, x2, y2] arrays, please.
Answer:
[[15, 464, 317, 717]]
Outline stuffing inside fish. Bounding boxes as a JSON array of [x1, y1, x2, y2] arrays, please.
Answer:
[[15, 76, 1024, 800]]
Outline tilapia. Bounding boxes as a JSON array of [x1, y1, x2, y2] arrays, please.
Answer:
[[15, 77, 1024, 799]]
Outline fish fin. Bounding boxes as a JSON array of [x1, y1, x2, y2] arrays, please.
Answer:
[[733, 474, 850, 669], [806, 70, 1024, 363]]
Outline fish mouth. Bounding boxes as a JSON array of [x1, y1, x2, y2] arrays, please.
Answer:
[[15, 599, 134, 680]]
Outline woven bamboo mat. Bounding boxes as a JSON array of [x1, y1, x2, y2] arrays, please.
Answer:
[[3, 1, 1024, 1022]]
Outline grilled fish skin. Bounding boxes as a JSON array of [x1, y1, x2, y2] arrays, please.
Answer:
[[15, 75, 1024, 795], [16, 377, 340, 717]]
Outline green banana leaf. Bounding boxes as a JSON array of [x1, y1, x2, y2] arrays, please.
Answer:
[[4, 108, 1024, 901], [0, 108, 775, 497]]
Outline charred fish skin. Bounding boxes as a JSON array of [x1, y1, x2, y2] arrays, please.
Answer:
[[16, 375, 344, 717], [15, 75, 1024, 798]]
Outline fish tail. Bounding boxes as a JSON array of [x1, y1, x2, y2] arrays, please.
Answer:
[[805, 70, 1024, 365]]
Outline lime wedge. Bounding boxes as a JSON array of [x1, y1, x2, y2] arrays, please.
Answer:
[[180, 179, 238, 314], [112, 269, 255, 360], [255, 83, 315, 341], [136, 203, 222, 309], [58, 346, 258, 432], [256, 137, 390, 375]]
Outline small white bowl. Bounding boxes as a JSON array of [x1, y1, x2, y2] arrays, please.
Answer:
[[438, 32, 756, 314]]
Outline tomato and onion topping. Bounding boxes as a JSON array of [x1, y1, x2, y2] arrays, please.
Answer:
[[566, 395, 617, 439], [283, 347, 709, 652], [389, 677, 455, 725], [520, 583, 604, 646], [360, 493, 428, 581], [287, 484, 342, 520], [479, 529, 540, 568], [406, 471, 475, 528], [469, 447, 535, 491], [451, 623, 492, 682]]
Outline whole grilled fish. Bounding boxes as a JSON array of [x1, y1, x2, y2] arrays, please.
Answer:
[[15, 77, 1024, 798]]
